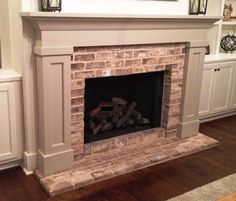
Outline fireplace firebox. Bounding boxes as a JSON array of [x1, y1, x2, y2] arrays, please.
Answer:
[[84, 71, 165, 143]]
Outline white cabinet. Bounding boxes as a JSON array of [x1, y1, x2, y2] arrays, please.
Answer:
[[0, 73, 23, 164], [199, 62, 235, 118], [211, 63, 233, 113]]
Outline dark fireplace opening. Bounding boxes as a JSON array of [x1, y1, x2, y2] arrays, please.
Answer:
[[84, 71, 165, 143]]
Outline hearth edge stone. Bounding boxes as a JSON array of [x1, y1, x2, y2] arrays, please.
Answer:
[[37, 133, 220, 196]]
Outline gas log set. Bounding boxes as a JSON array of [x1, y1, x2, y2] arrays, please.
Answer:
[[89, 97, 150, 135]]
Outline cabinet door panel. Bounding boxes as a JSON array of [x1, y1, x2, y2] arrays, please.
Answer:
[[199, 67, 214, 116], [230, 67, 236, 109], [211, 64, 233, 113], [0, 83, 18, 161]]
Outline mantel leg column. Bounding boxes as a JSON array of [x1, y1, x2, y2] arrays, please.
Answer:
[[36, 54, 73, 176], [177, 41, 207, 139]]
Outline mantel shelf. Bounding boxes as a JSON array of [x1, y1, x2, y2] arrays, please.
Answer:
[[21, 12, 221, 20], [21, 12, 221, 39]]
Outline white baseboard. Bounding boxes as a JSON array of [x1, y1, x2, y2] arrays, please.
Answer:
[[0, 160, 22, 171], [200, 111, 236, 123]]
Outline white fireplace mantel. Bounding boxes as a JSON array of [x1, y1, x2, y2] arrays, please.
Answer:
[[21, 12, 220, 176]]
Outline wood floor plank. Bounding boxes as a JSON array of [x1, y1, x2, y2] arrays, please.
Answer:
[[0, 115, 235, 201]]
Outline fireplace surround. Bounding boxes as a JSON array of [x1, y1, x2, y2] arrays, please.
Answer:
[[70, 42, 185, 158], [21, 13, 220, 180]]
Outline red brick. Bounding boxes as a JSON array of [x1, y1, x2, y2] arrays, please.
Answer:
[[167, 105, 181, 117], [86, 62, 105, 69], [73, 145, 84, 155], [165, 129, 177, 138], [71, 72, 75, 80], [96, 69, 114, 77], [110, 138, 127, 150], [114, 51, 132, 59], [91, 169, 114, 180], [74, 154, 84, 161], [127, 158, 151, 169], [96, 52, 114, 60], [71, 113, 84, 124], [156, 49, 167, 56], [71, 123, 83, 133], [115, 68, 132, 76], [93, 142, 111, 154], [167, 49, 176, 55], [142, 58, 157, 65], [71, 63, 85, 71], [165, 97, 181, 105], [158, 56, 173, 64], [71, 97, 84, 106], [71, 80, 84, 90], [132, 67, 145, 74], [71, 89, 84, 97], [112, 164, 132, 175], [75, 71, 95, 79], [125, 59, 142, 67], [74, 54, 94, 61], [84, 145, 92, 156], [145, 65, 165, 72], [134, 50, 156, 58], [71, 105, 84, 114], [106, 60, 124, 68], [173, 55, 185, 62], [127, 134, 143, 145], [165, 119, 179, 130], [71, 134, 84, 146]]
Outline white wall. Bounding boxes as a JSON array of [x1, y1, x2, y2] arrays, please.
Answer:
[[21, 0, 189, 15]]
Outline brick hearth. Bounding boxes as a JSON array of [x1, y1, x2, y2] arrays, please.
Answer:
[[37, 133, 219, 195]]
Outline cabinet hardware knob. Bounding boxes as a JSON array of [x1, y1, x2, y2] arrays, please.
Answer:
[[214, 69, 217, 72]]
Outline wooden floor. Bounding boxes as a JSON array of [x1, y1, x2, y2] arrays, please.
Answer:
[[0, 115, 236, 201]]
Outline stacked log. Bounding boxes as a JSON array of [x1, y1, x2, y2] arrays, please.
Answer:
[[89, 97, 150, 135]]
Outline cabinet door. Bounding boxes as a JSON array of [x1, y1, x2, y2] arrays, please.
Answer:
[[211, 63, 234, 114], [0, 83, 18, 161], [230, 66, 236, 109], [199, 65, 215, 117]]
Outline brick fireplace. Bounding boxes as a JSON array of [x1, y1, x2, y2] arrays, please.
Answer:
[[70, 43, 185, 160], [21, 12, 220, 194]]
